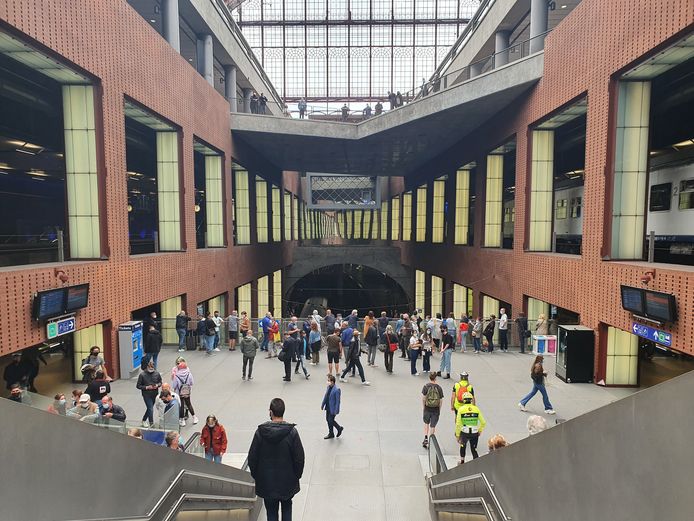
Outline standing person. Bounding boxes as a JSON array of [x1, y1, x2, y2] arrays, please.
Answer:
[[518, 356, 556, 415], [311, 310, 322, 333], [136, 360, 162, 428], [377, 311, 390, 337], [324, 309, 336, 335], [240, 329, 259, 381], [172, 361, 197, 426], [281, 328, 298, 382], [399, 313, 413, 360], [144, 311, 158, 340], [200, 414, 227, 463], [84, 370, 111, 402], [326, 329, 342, 376], [340, 330, 370, 385], [3, 352, 29, 391], [438, 326, 453, 379], [250, 92, 258, 114], [365, 319, 379, 367], [396, 91, 404, 107], [21, 346, 47, 392], [196, 315, 207, 351], [248, 398, 305, 521], [498, 308, 509, 352], [375, 101, 383, 115], [202, 313, 217, 355], [446, 313, 457, 342], [309, 321, 322, 366], [483, 315, 496, 353], [387, 91, 396, 110], [421, 372, 444, 448], [421, 328, 433, 374], [458, 315, 469, 352], [298, 98, 307, 119], [430, 313, 443, 350], [81, 345, 112, 382], [471, 316, 483, 353], [240, 311, 251, 337], [363, 311, 375, 338], [259, 93, 268, 114], [260, 312, 273, 353], [227, 310, 239, 351], [455, 392, 486, 465], [212, 311, 224, 351], [267, 317, 280, 358], [409, 329, 422, 376], [340, 103, 349, 121], [175, 311, 191, 352], [347, 309, 359, 330], [362, 104, 372, 119], [144, 325, 163, 369], [321, 374, 344, 439], [383, 325, 398, 374], [516, 311, 529, 354], [294, 331, 311, 380], [535, 313, 549, 335]]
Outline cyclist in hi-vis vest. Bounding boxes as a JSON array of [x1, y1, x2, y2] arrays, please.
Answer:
[[455, 392, 486, 465], [451, 372, 475, 415]]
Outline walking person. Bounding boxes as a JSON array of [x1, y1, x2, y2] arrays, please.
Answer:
[[430, 313, 443, 350], [326, 329, 341, 376], [365, 319, 379, 367], [498, 308, 509, 352], [136, 360, 162, 428], [483, 315, 496, 353], [294, 331, 311, 380], [144, 324, 163, 369], [471, 316, 483, 353], [260, 312, 273, 353], [321, 375, 344, 439], [248, 398, 305, 521], [324, 309, 336, 335], [267, 317, 280, 358], [455, 392, 486, 465], [240, 311, 251, 337], [421, 328, 433, 374], [227, 310, 239, 351], [340, 321, 355, 378], [172, 361, 197, 426], [421, 372, 444, 448], [280, 327, 298, 382], [383, 325, 398, 374], [438, 326, 454, 379], [518, 356, 556, 415], [458, 315, 469, 352], [516, 311, 529, 354], [340, 330, 370, 385], [203, 312, 217, 355], [409, 329, 422, 376], [298, 98, 307, 119], [176, 310, 191, 352], [240, 329, 259, 381], [200, 414, 227, 463], [309, 321, 322, 365], [212, 311, 223, 350], [399, 313, 413, 360]]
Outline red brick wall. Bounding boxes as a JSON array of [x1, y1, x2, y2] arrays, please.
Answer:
[[397, 0, 694, 377], [0, 0, 297, 374]]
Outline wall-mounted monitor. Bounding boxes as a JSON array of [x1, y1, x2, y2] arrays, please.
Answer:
[[65, 284, 89, 313], [644, 290, 677, 323], [32, 288, 67, 321], [620, 285, 645, 315]]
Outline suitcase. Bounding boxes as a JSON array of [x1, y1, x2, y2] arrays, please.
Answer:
[[186, 333, 197, 351]]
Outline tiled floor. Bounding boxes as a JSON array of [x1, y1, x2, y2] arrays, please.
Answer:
[[105, 346, 635, 521]]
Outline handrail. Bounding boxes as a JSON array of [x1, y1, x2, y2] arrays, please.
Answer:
[[427, 434, 448, 474], [427, 488, 495, 520], [183, 431, 201, 452], [430, 471, 510, 521]]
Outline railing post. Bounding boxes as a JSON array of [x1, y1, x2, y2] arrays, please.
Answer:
[[153, 231, 159, 253], [57, 228, 65, 263], [648, 230, 655, 262]]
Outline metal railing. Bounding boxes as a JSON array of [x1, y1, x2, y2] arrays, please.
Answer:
[[0, 229, 65, 267]]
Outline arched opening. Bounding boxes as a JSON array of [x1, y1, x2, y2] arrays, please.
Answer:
[[286, 264, 410, 317]]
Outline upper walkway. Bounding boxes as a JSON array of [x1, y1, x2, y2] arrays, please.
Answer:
[[230, 53, 544, 176]]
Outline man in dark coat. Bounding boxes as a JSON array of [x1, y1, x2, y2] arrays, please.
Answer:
[[144, 325, 163, 369], [248, 398, 305, 521]]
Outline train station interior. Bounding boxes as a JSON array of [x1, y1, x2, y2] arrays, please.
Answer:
[[1, 0, 693, 520]]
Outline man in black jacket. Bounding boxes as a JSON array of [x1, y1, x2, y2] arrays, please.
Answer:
[[144, 325, 163, 369], [248, 398, 305, 521], [281, 327, 298, 382], [99, 395, 126, 423]]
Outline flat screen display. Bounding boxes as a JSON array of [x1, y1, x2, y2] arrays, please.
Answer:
[[65, 284, 89, 312], [620, 286, 645, 315], [33, 288, 67, 320], [644, 290, 676, 322]]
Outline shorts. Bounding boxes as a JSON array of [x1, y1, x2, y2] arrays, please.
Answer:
[[423, 409, 440, 427], [327, 351, 340, 363], [228, 331, 238, 340]]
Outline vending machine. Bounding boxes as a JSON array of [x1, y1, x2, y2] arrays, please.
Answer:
[[556, 325, 594, 383], [118, 321, 143, 379]]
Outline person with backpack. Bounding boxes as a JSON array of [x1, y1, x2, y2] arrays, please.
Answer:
[[172, 361, 197, 427], [421, 372, 444, 448], [456, 392, 486, 464], [240, 329, 259, 381], [483, 315, 496, 353], [451, 372, 475, 414], [144, 324, 163, 368]]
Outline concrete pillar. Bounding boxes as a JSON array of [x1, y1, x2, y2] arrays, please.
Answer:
[[530, 0, 549, 53], [242, 88, 252, 114], [529, 130, 554, 251], [162, 0, 180, 52], [495, 30, 510, 67], [197, 34, 214, 86], [225, 65, 238, 112], [469, 62, 483, 78]]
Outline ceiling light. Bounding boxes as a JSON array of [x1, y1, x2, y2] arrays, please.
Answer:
[[561, 4, 567, 8], [194, 204, 201, 213], [672, 139, 694, 149], [127, 204, 133, 212], [150, 19, 156, 23]]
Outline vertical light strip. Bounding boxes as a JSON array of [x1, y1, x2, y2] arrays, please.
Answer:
[[467, 288, 474, 316], [272, 186, 281, 242], [205, 155, 224, 247], [417, 185, 428, 242], [346, 210, 354, 239], [354, 210, 363, 239], [381, 202, 389, 240], [234, 170, 250, 244], [273, 270, 282, 317], [415, 270, 425, 311], [237, 283, 252, 316], [529, 130, 554, 251], [363, 210, 371, 238], [371, 210, 379, 239], [484, 154, 503, 247], [402, 192, 412, 241], [431, 275, 443, 316], [63, 85, 100, 258], [161, 295, 182, 344], [292, 196, 298, 240], [283, 192, 291, 241], [432, 180, 445, 243], [391, 196, 401, 240], [455, 169, 470, 245], [257, 275, 269, 318], [453, 283, 467, 318], [256, 177, 268, 243], [156, 131, 181, 251], [606, 326, 638, 385], [612, 81, 650, 259]]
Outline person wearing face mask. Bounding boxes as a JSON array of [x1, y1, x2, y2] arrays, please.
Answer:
[[84, 370, 111, 402], [7, 383, 29, 404], [99, 395, 126, 423], [321, 374, 343, 439], [155, 383, 181, 427], [136, 360, 162, 427], [80, 346, 111, 382], [47, 393, 67, 415], [67, 393, 98, 421], [200, 415, 227, 463]]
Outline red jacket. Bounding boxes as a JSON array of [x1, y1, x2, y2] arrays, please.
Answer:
[[200, 424, 227, 455]]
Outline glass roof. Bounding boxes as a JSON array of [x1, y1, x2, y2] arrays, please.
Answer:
[[232, 0, 480, 109]]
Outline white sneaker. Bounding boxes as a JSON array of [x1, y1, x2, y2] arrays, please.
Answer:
[[362, 381, 371, 386], [178, 348, 185, 352], [413, 372, 420, 376], [213, 348, 221, 352], [518, 403, 527, 412], [142, 420, 150, 427], [339, 377, 347, 383], [193, 415, 199, 424], [545, 409, 556, 415], [179, 419, 186, 427]]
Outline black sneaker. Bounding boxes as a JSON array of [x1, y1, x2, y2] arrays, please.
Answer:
[[337, 426, 344, 438], [422, 438, 429, 448], [324, 434, 335, 439]]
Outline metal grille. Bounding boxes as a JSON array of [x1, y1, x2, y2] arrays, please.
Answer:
[[307, 174, 381, 209]]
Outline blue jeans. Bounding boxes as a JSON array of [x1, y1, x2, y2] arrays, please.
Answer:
[[204, 335, 215, 353], [521, 382, 553, 410], [473, 336, 481, 352], [141, 392, 156, 424], [409, 349, 420, 374], [214, 331, 220, 348], [150, 352, 159, 369], [460, 332, 468, 351], [439, 349, 452, 375], [422, 350, 431, 372], [177, 328, 186, 350], [261, 332, 270, 351], [205, 452, 222, 463]]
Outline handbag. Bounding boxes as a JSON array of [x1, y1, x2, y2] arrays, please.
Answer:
[[389, 342, 398, 353], [378, 344, 386, 353], [277, 349, 288, 362]]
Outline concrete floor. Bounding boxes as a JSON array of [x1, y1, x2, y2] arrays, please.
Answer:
[[104, 346, 635, 521]]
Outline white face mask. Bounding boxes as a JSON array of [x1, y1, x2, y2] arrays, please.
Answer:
[[81, 403, 89, 409]]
